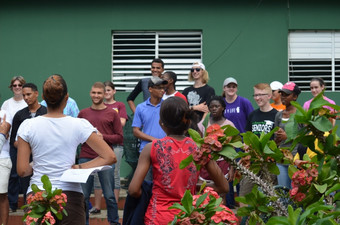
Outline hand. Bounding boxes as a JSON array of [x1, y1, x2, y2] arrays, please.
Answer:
[[0, 114, 10, 139], [193, 102, 209, 113], [274, 128, 287, 144], [227, 169, 235, 182]]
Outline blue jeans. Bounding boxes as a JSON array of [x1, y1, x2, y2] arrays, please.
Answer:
[[79, 158, 119, 225], [277, 164, 291, 189]]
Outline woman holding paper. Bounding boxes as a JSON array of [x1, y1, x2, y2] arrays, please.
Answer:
[[17, 74, 116, 225]]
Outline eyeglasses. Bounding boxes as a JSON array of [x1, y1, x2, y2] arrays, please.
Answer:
[[253, 94, 268, 98], [12, 84, 22, 87], [190, 68, 201, 72]]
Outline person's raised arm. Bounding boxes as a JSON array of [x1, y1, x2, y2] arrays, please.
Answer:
[[128, 143, 151, 198], [0, 115, 10, 150], [127, 80, 143, 113]]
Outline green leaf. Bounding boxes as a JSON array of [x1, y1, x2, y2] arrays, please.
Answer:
[[263, 145, 275, 154], [288, 165, 298, 179], [168, 203, 188, 212], [229, 141, 243, 148], [285, 115, 299, 142], [332, 191, 340, 202], [242, 131, 261, 151], [223, 125, 240, 136], [41, 175, 52, 194], [31, 184, 41, 193], [310, 116, 333, 132], [313, 183, 328, 193], [63, 208, 68, 216], [287, 205, 302, 225], [179, 155, 194, 169], [325, 183, 340, 196], [236, 206, 253, 217], [52, 188, 63, 196], [260, 126, 278, 147], [35, 204, 46, 213], [181, 190, 193, 213], [188, 128, 203, 144], [291, 101, 307, 117], [195, 192, 208, 208], [266, 216, 290, 225], [218, 145, 238, 159], [267, 163, 280, 175]]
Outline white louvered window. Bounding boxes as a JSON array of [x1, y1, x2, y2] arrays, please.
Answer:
[[112, 31, 202, 92], [288, 30, 340, 91]]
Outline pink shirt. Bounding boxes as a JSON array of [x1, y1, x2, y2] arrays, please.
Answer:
[[303, 96, 336, 111]]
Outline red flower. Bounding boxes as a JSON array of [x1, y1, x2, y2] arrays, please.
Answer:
[[206, 124, 224, 137], [295, 192, 306, 202], [290, 187, 299, 196]]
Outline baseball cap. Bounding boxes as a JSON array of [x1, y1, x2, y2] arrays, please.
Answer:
[[148, 76, 168, 88], [192, 62, 205, 70], [223, 77, 238, 87], [279, 82, 301, 96], [270, 81, 283, 91]]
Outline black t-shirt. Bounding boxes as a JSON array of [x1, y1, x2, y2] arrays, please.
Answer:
[[246, 108, 278, 137], [10, 105, 47, 145], [182, 84, 215, 121]]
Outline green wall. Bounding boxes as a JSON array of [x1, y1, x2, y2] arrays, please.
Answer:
[[1, 0, 340, 177]]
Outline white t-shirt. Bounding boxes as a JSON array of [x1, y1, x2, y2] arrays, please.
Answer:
[[0, 110, 12, 158], [18, 116, 95, 193], [1, 97, 27, 122]]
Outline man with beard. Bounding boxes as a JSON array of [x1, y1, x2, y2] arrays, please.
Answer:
[[78, 82, 123, 225]]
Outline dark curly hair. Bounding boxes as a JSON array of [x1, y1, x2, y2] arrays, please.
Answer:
[[160, 97, 196, 135]]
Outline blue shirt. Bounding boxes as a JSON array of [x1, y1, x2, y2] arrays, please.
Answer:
[[41, 97, 80, 118], [132, 98, 166, 152]]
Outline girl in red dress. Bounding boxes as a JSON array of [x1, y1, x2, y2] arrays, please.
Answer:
[[128, 97, 229, 225]]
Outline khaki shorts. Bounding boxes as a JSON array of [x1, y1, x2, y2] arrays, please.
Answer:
[[0, 157, 12, 193]]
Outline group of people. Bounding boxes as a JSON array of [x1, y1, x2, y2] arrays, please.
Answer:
[[0, 57, 336, 225]]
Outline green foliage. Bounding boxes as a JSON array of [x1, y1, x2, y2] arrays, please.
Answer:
[[21, 175, 68, 225], [183, 96, 340, 223]]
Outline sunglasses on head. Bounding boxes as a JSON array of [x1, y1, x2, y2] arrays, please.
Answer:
[[12, 84, 22, 87], [191, 68, 201, 72]]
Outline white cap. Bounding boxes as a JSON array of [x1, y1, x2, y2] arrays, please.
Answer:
[[270, 81, 283, 91], [223, 77, 238, 87], [192, 62, 205, 70]]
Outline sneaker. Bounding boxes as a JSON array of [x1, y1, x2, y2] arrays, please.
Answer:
[[89, 207, 101, 214], [9, 208, 17, 213]]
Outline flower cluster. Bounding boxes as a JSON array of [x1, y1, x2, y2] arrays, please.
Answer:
[[22, 175, 68, 225], [290, 165, 318, 202], [192, 124, 224, 166], [170, 187, 238, 225]]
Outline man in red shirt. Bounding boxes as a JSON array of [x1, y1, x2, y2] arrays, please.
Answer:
[[78, 82, 123, 225]]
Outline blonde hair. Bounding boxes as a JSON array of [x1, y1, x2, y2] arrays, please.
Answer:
[[9, 76, 26, 89], [254, 83, 272, 95], [188, 62, 209, 84]]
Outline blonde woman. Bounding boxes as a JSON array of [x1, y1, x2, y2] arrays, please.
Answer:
[[182, 62, 215, 122]]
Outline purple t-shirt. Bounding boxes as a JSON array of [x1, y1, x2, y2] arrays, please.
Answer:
[[223, 96, 254, 133]]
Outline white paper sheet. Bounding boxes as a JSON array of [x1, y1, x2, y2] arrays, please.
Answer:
[[60, 165, 112, 183]]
